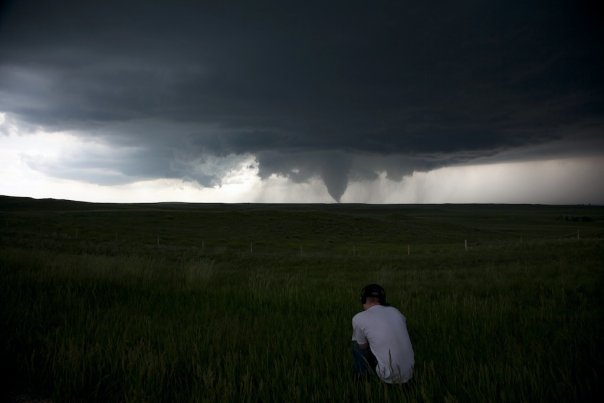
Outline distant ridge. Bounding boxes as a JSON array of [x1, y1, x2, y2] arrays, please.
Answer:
[[0, 195, 600, 211]]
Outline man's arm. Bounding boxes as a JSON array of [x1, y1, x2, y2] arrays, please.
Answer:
[[352, 315, 369, 348]]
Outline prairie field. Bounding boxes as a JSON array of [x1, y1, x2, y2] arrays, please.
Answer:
[[0, 196, 603, 402]]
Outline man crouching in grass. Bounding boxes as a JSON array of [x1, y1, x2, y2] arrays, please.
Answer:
[[352, 284, 414, 384]]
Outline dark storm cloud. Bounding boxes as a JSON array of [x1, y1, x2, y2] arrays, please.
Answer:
[[1, 0, 602, 200]]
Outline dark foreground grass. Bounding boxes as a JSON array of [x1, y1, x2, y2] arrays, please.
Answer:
[[1, 199, 603, 402]]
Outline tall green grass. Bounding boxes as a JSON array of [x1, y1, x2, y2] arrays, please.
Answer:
[[1, 237, 602, 402]]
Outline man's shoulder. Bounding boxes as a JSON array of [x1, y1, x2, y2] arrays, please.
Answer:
[[353, 306, 404, 322], [383, 305, 406, 320], [372, 305, 405, 320], [353, 310, 374, 327], [352, 311, 366, 322], [383, 305, 402, 313]]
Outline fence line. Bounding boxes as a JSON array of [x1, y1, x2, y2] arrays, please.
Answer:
[[1, 226, 601, 259]]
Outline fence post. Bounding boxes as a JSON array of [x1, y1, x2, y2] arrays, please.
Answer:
[[465, 239, 468, 251], [407, 244, 410, 256]]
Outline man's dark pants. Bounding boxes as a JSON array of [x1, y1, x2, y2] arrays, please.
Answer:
[[352, 341, 378, 379]]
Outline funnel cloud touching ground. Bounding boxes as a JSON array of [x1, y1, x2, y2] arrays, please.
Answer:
[[0, 0, 603, 203]]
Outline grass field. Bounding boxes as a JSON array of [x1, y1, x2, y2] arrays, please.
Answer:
[[1, 196, 603, 402]]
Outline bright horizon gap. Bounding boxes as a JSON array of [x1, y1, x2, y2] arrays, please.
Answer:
[[2, 194, 602, 206], [1, 127, 603, 205]]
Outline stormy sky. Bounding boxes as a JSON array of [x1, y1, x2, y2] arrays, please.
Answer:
[[1, 0, 603, 203]]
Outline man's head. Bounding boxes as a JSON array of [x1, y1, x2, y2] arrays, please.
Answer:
[[360, 284, 386, 309]]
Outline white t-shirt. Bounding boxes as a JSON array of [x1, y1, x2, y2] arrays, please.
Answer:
[[352, 305, 414, 383]]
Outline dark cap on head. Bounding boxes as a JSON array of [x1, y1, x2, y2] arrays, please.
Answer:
[[361, 284, 386, 305]]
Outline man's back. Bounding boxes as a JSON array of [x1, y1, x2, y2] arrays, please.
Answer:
[[352, 305, 414, 383]]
